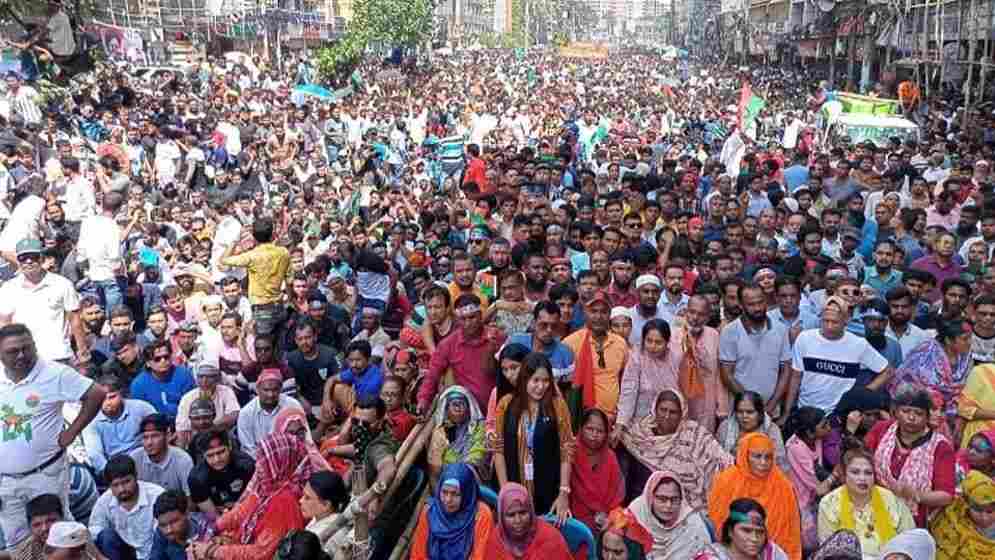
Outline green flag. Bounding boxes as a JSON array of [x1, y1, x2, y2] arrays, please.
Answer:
[[738, 82, 766, 132]]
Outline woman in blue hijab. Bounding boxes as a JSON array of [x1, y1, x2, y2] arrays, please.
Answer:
[[409, 462, 494, 560]]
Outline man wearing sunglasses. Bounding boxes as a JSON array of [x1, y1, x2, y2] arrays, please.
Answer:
[[0, 238, 89, 364]]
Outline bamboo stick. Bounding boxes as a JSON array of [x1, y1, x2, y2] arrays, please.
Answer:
[[351, 463, 370, 560], [385, 416, 437, 503], [387, 490, 429, 560]]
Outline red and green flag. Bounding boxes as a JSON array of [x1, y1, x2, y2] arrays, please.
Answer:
[[738, 82, 766, 132]]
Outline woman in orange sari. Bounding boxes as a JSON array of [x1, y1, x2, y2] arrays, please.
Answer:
[[707, 433, 802, 560], [483, 482, 571, 559], [188, 433, 314, 560], [410, 462, 493, 560]]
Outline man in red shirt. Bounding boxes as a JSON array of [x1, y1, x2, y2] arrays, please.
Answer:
[[462, 143, 490, 194]]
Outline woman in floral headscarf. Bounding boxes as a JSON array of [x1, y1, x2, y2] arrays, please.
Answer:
[[428, 386, 489, 486], [191, 433, 313, 560], [930, 470, 995, 560], [274, 407, 332, 472], [628, 471, 713, 559], [483, 483, 570, 559]]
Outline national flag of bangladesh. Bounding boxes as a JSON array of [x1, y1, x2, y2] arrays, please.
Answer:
[[738, 82, 766, 132]]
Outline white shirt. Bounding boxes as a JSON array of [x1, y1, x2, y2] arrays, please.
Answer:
[[0, 272, 80, 360], [0, 194, 45, 253], [792, 330, 889, 411], [77, 214, 122, 282], [88, 481, 165, 560], [236, 395, 302, 458], [62, 174, 96, 222], [0, 358, 93, 473]]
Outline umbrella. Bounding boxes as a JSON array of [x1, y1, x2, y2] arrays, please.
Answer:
[[290, 84, 335, 106]]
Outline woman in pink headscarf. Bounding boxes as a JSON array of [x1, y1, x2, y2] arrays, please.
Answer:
[[274, 407, 332, 472], [483, 483, 570, 559]]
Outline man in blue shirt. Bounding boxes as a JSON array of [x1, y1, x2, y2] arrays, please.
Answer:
[[506, 301, 575, 384], [82, 374, 157, 479], [150, 490, 214, 560], [784, 152, 810, 192], [130, 339, 196, 421]]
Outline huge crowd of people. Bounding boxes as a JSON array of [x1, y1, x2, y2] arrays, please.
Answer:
[[7, 4, 995, 559]]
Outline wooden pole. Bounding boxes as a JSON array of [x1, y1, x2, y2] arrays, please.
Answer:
[[964, 0, 977, 128], [350, 463, 370, 560]]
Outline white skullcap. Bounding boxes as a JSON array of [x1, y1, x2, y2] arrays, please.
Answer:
[[634, 274, 662, 289]]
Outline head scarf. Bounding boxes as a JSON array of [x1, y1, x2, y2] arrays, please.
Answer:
[[496, 483, 537, 558], [956, 429, 995, 481], [239, 433, 317, 544], [627, 471, 713, 558], [434, 385, 484, 461], [707, 432, 802, 560], [273, 407, 331, 472], [427, 463, 480, 560], [570, 411, 624, 529], [811, 530, 862, 560], [890, 337, 973, 419], [930, 470, 995, 559], [878, 529, 936, 560], [621, 389, 733, 510]]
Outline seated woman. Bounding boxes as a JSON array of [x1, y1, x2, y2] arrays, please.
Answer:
[[877, 529, 936, 559], [823, 386, 890, 470], [693, 498, 790, 560], [570, 409, 624, 533], [187, 433, 314, 560], [865, 383, 955, 527], [958, 351, 995, 447], [621, 388, 733, 507], [274, 407, 331, 471], [483, 482, 571, 559], [410, 463, 494, 560], [428, 386, 489, 488], [809, 530, 862, 560], [955, 429, 995, 486], [708, 433, 802, 560], [494, 352, 574, 520], [930, 470, 995, 559], [715, 391, 789, 474], [818, 447, 914, 556], [597, 510, 654, 560], [614, 320, 680, 442], [784, 407, 834, 553], [629, 471, 713, 558], [300, 471, 371, 557]]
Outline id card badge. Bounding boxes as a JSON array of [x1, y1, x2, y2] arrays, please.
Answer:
[[524, 461, 534, 481]]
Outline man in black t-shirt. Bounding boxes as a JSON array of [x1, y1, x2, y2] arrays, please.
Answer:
[[286, 320, 338, 419], [187, 430, 254, 517]]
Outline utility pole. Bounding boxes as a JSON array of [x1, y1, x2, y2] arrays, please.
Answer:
[[741, 0, 749, 63]]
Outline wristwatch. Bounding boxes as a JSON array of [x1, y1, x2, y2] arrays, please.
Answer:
[[373, 481, 387, 495]]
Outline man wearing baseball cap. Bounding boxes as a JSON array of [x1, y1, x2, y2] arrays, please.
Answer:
[[44, 521, 102, 560], [563, 290, 628, 423]]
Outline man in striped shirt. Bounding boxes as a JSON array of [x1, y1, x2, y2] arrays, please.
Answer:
[[3, 74, 42, 125], [436, 134, 465, 187]]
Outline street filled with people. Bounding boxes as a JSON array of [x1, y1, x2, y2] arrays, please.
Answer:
[[5, 16, 995, 560]]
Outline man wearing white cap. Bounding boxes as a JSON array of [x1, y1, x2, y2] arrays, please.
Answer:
[[627, 274, 675, 347], [44, 521, 104, 560]]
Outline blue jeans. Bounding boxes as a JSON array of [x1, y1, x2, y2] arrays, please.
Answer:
[[95, 278, 124, 315], [95, 528, 135, 560]]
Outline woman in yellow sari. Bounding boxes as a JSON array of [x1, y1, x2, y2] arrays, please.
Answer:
[[958, 363, 995, 447], [930, 469, 995, 559]]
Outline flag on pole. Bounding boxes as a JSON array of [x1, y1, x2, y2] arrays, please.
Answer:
[[738, 82, 766, 133]]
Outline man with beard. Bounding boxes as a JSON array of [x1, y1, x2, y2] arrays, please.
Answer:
[[170, 321, 207, 371], [719, 278, 744, 326], [971, 294, 995, 364], [187, 429, 254, 516], [506, 301, 575, 386], [960, 209, 995, 263], [590, 249, 611, 288], [0, 238, 89, 363], [79, 296, 110, 363], [820, 208, 844, 259], [447, 254, 490, 308], [476, 238, 511, 301], [607, 251, 637, 308], [783, 224, 831, 279], [564, 290, 627, 423], [924, 188, 960, 232], [83, 374, 157, 480], [676, 295, 725, 432], [856, 299, 903, 387], [287, 321, 338, 422], [129, 414, 193, 494], [660, 264, 690, 318], [89, 455, 165, 560], [465, 226, 492, 271], [150, 491, 215, 560], [627, 274, 672, 347], [884, 286, 934, 358], [235, 368, 302, 458], [175, 364, 239, 450], [523, 252, 550, 302], [138, 307, 169, 349]]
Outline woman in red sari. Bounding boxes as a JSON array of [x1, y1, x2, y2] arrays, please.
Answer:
[[570, 408, 624, 533], [484, 483, 571, 559], [188, 433, 315, 560]]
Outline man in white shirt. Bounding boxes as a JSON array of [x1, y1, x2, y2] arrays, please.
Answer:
[[787, 298, 893, 413], [0, 175, 46, 267], [0, 238, 89, 362], [77, 191, 125, 314], [0, 323, 105, 549], [59, 158, 96, 225], [89, 455, 165, 560], [236, 368, 302, 458]]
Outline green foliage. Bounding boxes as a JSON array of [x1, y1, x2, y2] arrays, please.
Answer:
[[317, 0, 433, 80]]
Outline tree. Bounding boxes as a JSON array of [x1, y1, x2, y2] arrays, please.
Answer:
[[317, 0, 433, 81]]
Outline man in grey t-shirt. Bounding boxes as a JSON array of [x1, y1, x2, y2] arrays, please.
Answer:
[[129, 414, 193, 494], [719, 284, 792, 416]]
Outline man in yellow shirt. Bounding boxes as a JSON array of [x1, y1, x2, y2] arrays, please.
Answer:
[[220, 217, 290, 336]]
